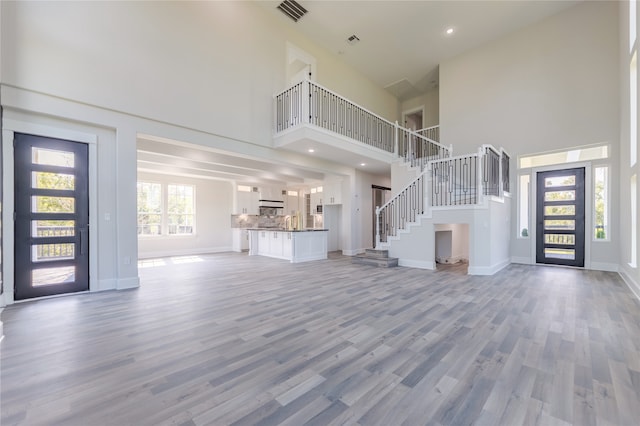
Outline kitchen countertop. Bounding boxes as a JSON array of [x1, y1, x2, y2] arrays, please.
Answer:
[[247, 228, 328, 232]]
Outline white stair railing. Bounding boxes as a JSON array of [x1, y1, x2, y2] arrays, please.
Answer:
[[376, 169, 428, 247], [375, 144, 511, 248], [397, 125, 452, 171], [416, 125, 440, 143]]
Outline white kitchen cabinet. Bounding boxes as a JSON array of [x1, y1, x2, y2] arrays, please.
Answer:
[[248, 230, 327, 263], [236, 190, 259, 215], [310, 187, 323, 211], [232, 229, 250, 252], [324, 181, 342, 204], [282, 232, 293, 258]]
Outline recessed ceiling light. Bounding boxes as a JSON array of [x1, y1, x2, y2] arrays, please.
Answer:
[[360, 163, 366, 166], [308, 148, 315, 153], [446, 27, 454, 35]]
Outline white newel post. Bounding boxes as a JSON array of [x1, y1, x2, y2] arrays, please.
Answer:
[[478, 147, 485, 202], [448, 144, 453, 158], [394, 121, 399, 157], [375, 206, 381, 249]]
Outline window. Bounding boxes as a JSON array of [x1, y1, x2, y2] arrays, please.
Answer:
[[137, 182, 162, 235], [518, 175, 530, 238], [167, 184, 195, 235], [137, 182, 195, 236], [594, 167, 608, 240], [632, 175, 637, 268], [518, 144, 608, 169], [631, 52, 637, 167]]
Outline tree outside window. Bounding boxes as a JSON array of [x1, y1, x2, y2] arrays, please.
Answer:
[[137, 182, 162, 235], [167, 184, 195, 235]]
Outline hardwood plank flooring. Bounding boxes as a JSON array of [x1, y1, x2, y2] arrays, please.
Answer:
[[2, 252, 640, 425]]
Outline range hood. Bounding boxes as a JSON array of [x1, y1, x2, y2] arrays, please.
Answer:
[[258, 199, 284, 208]]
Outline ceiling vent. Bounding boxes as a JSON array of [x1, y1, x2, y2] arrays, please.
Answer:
[[277, 0, 307, 22], [347, 35, 360, 45]]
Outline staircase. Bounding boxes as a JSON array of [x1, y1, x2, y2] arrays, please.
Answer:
[[273, 80, 512, 275], [352, 249, 398, 268]]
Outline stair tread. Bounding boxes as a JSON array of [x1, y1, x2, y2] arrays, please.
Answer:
[[353, 254, 398, 268]]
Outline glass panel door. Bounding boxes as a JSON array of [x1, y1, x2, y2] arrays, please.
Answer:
[[14, 133, 89, 300], [536, 168, 585, 267]]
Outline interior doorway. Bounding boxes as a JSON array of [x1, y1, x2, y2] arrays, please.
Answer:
[[402, 107, 424, 131], [372, 185, 391, 247]]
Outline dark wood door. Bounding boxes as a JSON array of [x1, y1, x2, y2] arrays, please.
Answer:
[[14, 133, 89, 300], [536, 168, 585, 267]]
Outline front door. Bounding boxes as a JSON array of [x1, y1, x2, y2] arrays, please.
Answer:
[[14, 133, 89, 300], [536, 167, 585, 267]]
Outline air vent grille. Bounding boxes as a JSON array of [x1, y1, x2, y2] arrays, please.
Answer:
[[277, 0, 307, 22]]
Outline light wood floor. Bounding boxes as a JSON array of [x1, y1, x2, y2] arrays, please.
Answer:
[[2, 253, 640, 425]]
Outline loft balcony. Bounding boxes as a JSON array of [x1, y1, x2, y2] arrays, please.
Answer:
[[272, 80, 448, 174]]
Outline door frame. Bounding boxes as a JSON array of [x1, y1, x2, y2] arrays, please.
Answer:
[[529, 162, 592, 268], [2, 119, 98, 305], [401, 106, 425, 131]]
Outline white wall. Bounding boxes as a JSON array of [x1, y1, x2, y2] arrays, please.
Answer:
[[137, 172, 233, 258], [348, 170, 391, 253], [441, 1, 619, 156], [619, 1, 640, 298], [401, 88, 439, 129], [1, 1, 398, 147], [440, 1, 620, 270]]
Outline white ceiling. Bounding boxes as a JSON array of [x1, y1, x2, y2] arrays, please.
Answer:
[[141, 0, 582, 185], [259, 0, 581, 99]]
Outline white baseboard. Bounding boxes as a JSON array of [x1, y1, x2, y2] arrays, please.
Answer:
[[117, 277, 140, 290], [468, 259, 510, 276], [96, 279, 117, 291], [398, 259, 435, 270], [619, 268, 640, 302], [589, 262, 619, 272], [138, 246, 233, 260], [510, 256, 532, 265], [342, 248, 365, 256]]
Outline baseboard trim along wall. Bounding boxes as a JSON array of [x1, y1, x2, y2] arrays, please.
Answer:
[[138, 246, 233, 260], [619, 269, 640, 302], [398, 259, 436, 270], [468, 259, 510, 276], [117, 277, 140, 290]]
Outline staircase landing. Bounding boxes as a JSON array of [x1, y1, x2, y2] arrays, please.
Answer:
[[352, 249, 398, 268]]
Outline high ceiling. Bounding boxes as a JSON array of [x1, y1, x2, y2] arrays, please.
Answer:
[[141, 0, 582, 184], [259, 0, 581, 99]]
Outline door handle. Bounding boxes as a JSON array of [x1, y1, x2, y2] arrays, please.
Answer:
[[79, 228, 88, 255]]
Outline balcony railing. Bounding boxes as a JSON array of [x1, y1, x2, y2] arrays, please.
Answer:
[[416, 125, 440, 144], [398, 127, 451, 171], [274, 80, 446, 161]]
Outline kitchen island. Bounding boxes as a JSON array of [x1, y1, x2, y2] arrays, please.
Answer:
[[248, 229, 328, 263]]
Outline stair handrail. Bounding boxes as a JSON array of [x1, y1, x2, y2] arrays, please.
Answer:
[[398, 126, 452, 170], [375, 168, 430, 248]]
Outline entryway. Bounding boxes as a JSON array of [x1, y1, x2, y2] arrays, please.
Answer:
[[536, 167, 585, 267], [14, 133, 90, 300]]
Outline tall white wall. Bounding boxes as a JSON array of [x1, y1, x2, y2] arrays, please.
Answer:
[[619, 2, 640, 298], [1, 1, 398, 147], [137, 172, 233, 258], [440, 1, 620, 270], [401, 88, 439, 129]]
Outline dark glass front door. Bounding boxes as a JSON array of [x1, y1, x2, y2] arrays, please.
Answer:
[[14, 133, 89, 300]]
